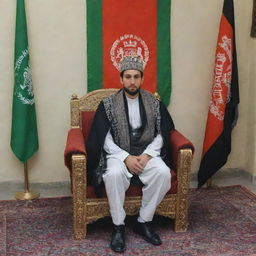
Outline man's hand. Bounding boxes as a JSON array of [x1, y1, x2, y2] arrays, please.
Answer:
[[137, 154, 151, 169], [124, 155, 144, 175]]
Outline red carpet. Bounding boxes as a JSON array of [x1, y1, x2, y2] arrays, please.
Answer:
[[0, 185, 256, 255]]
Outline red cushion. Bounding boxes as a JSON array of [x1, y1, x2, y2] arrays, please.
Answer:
[[169, 130, 194, 171], [64, 128, 86, 170]]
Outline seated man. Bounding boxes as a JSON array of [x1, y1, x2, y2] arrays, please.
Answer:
[[86, 56, 175, 253]]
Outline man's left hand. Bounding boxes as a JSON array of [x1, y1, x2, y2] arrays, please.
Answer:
[[137, 154, 152, 169]]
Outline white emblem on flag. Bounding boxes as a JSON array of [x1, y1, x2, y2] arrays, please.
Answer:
[[17, 67, 35, 105], [209, 35, 232, 120], [110, 34, 149, 71], [15, 49, 35, 105]]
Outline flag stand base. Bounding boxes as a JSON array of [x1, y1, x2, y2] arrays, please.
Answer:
[[15, 191, 40, 200], [15, 162, 40, 200], [206, 178, 218, 188]]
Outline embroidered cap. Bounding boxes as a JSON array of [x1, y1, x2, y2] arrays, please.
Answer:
[[119, 56, 144, 72]]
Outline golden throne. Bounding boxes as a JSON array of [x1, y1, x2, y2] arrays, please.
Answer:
[[64, 89, 194, 239]]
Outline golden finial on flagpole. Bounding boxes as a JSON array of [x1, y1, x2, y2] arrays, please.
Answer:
[[15, 161, 40, 200]]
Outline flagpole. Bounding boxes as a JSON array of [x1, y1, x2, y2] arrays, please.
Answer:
[[206, 178, 212, 188], [15, 161, 40, 200], [206, 177, 218, 188]]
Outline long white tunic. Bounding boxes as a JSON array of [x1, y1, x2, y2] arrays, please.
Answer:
[[102, 95, 171, 225]]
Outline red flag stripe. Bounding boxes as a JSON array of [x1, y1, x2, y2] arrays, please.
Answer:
[[202, 14, 233, 156], [102, 0, 157, 91], [198, 0, 239, 188]]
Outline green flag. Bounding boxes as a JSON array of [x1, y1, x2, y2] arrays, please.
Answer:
[[11, 0, 38, 163]]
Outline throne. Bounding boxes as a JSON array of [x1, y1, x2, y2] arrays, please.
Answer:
[[64, 89, 194, 239]]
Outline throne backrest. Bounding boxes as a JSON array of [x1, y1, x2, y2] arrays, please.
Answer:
[[70, 89, 119, 142], [69, 88, 182, 194]]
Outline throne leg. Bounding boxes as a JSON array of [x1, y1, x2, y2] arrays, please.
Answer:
[[74, 209, 86, 239], [175, 198, 189, 232], [72, 155, 86, 239], [175, 149, 193, 232]]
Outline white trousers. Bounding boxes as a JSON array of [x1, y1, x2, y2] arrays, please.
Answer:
[[103, 156, 171, 225]]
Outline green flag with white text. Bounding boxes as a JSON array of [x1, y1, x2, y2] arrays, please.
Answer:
[[11, 0, 38, 163]]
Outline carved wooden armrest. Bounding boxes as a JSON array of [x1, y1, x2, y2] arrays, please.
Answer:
[[169, 129, 194, 193], [169, 130, 194, 232], [169, 129, 194, 171], [64, 128, 87, 240], [64, 128, 86, 170], [72, 154, 86, 239]]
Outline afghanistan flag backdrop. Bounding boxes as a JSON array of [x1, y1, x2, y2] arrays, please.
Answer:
[[11, 0, 39, 163], [198, 0, 239, 188], [87, 0, 172, 105]]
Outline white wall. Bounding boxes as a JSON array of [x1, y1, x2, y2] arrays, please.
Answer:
[[0, 0, 255, 183], [170, 0, 255, 174], [0, 0, 86, 182], [246, 35, 256, 174]]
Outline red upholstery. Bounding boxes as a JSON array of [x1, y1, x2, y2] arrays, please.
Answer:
[[64, 128, 86, 170], [81, 111, 95, 144], [64, 111, 194, 198], [169, 130, 195, 171]]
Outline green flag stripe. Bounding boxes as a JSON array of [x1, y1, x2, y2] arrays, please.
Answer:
[[15, 0, 28, 48], [87, 0, 102, 92], [11, 0, 38, 162], [157, 0, 172, 106]]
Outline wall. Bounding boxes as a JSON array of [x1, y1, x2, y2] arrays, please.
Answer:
[[170, 0, 254, 175], [246, 34, 256, 178], [0, 0, 255, 183]]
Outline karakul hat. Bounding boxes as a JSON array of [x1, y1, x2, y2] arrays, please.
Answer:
[[119, 56, 144, 72]]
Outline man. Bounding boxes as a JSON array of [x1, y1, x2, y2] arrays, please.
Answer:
[[86, 56, 174, 253]]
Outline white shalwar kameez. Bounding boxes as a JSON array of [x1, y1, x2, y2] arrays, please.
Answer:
[[103, 96, 171, 225]]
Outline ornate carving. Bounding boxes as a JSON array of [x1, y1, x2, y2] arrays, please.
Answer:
[[83, 194, 177, 226], [86, 200, 110, 221], [71, 94, 78, 100], [124, 197, 142, 215], [79, 89, 119, 111], [69, 89, 194, 239], [155, 195, 176, 217], [175, 149, 193, 232], [72, 155, 86, 239], [175, 198, 188, 231], [70, 95, 80, 128]]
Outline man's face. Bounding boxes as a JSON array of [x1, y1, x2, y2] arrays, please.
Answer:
[[120, 69, 144, 97]]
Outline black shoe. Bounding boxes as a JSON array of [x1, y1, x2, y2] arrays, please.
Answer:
[[135, 221, 162, 246], [110, 225, 126, 253]]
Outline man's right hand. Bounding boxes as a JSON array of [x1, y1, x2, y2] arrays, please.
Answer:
[[124, 155, 144, 175]]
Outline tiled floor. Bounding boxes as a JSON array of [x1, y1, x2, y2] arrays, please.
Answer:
[[1, 173, 255, 200]]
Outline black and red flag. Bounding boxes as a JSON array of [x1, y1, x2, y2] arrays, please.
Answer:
[[198, 0, 239, 188]]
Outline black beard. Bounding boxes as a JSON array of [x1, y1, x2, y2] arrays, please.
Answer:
[[124, 87, 140, 96]]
